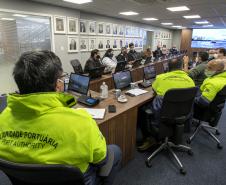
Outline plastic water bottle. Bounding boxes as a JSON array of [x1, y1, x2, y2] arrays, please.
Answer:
[[64, 75, 69, 92], [100, 82, 108, 99]]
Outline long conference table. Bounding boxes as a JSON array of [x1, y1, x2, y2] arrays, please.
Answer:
[[73, 57, 183, 166]]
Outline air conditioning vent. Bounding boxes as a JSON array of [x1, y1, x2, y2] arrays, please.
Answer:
[[132, 0, 175, 5]]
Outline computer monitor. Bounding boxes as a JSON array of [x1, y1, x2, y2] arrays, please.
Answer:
[[143, 65, 156, 80], [163, 62, 169, 72], [114, 61, 126, 73], [68, 73, 90, 95], [113, 70, 132, 89], [89, 66, 105, 80], [132, 58, 142, 68]]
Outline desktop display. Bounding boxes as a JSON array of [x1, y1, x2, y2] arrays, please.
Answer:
[[113, 70, 132, 89], [163, 62, 169, 72], [144, 65, 156, 80], [68, 73, 90, 95], [191, 29, 226, 49]]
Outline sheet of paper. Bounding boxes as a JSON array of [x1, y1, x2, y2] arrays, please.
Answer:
[[78, 108, 106, 119], [126, 89, 148, 96]]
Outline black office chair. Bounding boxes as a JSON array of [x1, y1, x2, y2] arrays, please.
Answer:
[[0, 170, 12, 185], [145, 87, 198, 175], [187, 86, 226, 149], [70, 59, 83, 74], [0, 158, 85, 185]]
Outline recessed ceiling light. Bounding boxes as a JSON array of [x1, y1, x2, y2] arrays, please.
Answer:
[[142, 18, 158, 21], [202, 24, 214, 27], [119, 11, 139, 16], [63, 0, 92, 4], [195, 21, 209, 24], [172, 25, 182, 28], [167, 6, 190, 12], [183, 15, 201, 19], [161, 23, 173, 25], [1, 18, 14, 21], [13, 14, 27, 18]]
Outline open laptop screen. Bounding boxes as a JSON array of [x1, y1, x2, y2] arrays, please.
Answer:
[[68, 73, 90, 95], [144, 65, 156, 80], [113, 70, 132, 89]]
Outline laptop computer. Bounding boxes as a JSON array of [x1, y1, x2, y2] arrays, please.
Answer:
[[89, 66, 105, 80], [112, 70, 132, 90], [114, 61, 126, 73], [132, 58, 142, 68], [139, 65, 156, 88], [144, 56, 152, 65]]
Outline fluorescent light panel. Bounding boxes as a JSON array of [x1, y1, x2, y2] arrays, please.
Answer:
[[63, 0, 92, 4], [195, 20, 209, 24], [172, 25, 182, 28], [119, 11, 139, 16], [161, 22, 173, 25], [183, 15, 201, 19], [143, 18, 158, 21], [13, 14, 27, 17], [167, 6, 190, 12], [1, 18, 14, 21], [202, 24, 214, 27]]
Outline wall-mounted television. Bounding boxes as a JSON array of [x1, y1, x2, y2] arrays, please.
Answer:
[[191, 29, 226, 49]]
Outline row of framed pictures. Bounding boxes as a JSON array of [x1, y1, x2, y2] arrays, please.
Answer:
[[155, 31, 172, 40], [68, 36, 143, 53], [54, 15, 144, 37]]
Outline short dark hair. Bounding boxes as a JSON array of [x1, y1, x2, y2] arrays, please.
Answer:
[[129, 43, 134, 48], [91, 49, 99, 57], [169, 58, 182, 71], [13, 50, 63, 94], [219, 48, 226, 56], [199, 52, 209, 61]]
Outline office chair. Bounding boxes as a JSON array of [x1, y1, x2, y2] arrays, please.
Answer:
[[70, 59, 83, 74], [0, 94, 7, 113], [0, 170, 12, 185], [145, 87, 198, 175], [187, 86, 226, 149], [0, 158, 85, 185]]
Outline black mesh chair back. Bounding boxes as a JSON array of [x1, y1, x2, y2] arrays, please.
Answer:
[[0, 158, 85, 185], [0, 95, 7, 113], [70, 59, 83, 74], [194, 86, 226, 127], [160, 87, 198, 125]]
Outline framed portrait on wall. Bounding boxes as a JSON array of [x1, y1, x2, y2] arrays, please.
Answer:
[[112, 24, 118, 36], [139, 39, 143, 48], [112, 38, 117, 49], [89, 37, 96, 51], [54, 16, 66, 34], [118, 25, 124, 36], [134, 39, 139, 48], [97, 37, 105, 50], [67, 17, 78, 34], [125, 26, 131, 37], [105, 23, 112, 35], [105, 37, 112, 49], [97, 22, 105, 35], [80, 37, 89, 52], [68, 36, 78, 53], [125, 38, 130, 48], [79, 20, 88, 34], [118, 38, 124, 49], [89, 21, 96, 35]]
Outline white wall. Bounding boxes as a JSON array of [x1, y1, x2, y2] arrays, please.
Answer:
[[0, 0, 175, 93], [172, 30, 182, 50]]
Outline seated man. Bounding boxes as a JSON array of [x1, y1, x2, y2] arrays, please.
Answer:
[[153, 45, 163, 60], [0, 50, 121, 185], [215, 48, 226, 69], [138, 58, 195, 151], [84, 49, 103, 73], [183, 52, 209, 86], [127, 43, 139, 63], [196, 59, 226, 107], [116, 47, 128, 64], [101, 49, 117, 72]]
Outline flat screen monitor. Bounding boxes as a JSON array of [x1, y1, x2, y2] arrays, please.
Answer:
[[143, 65, 156, 80], [191, 29, 226, 49], [115, 61, 126, 73], [89, 66, 105, 80], [68, 73, 90, 95], [163, 62, 169, 72], [113, 70, 132, 89]]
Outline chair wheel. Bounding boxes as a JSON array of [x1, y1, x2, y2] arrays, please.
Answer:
[[186, 139, 191, 144], [215, 130, 220, 135], [180, 168, 186, 175], [187, 150, 193, 156], [217, 143, 223, 149], [145, 160, 152, 168]]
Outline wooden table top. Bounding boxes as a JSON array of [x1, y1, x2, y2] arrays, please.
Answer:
[[72, 87, 155, 125]]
